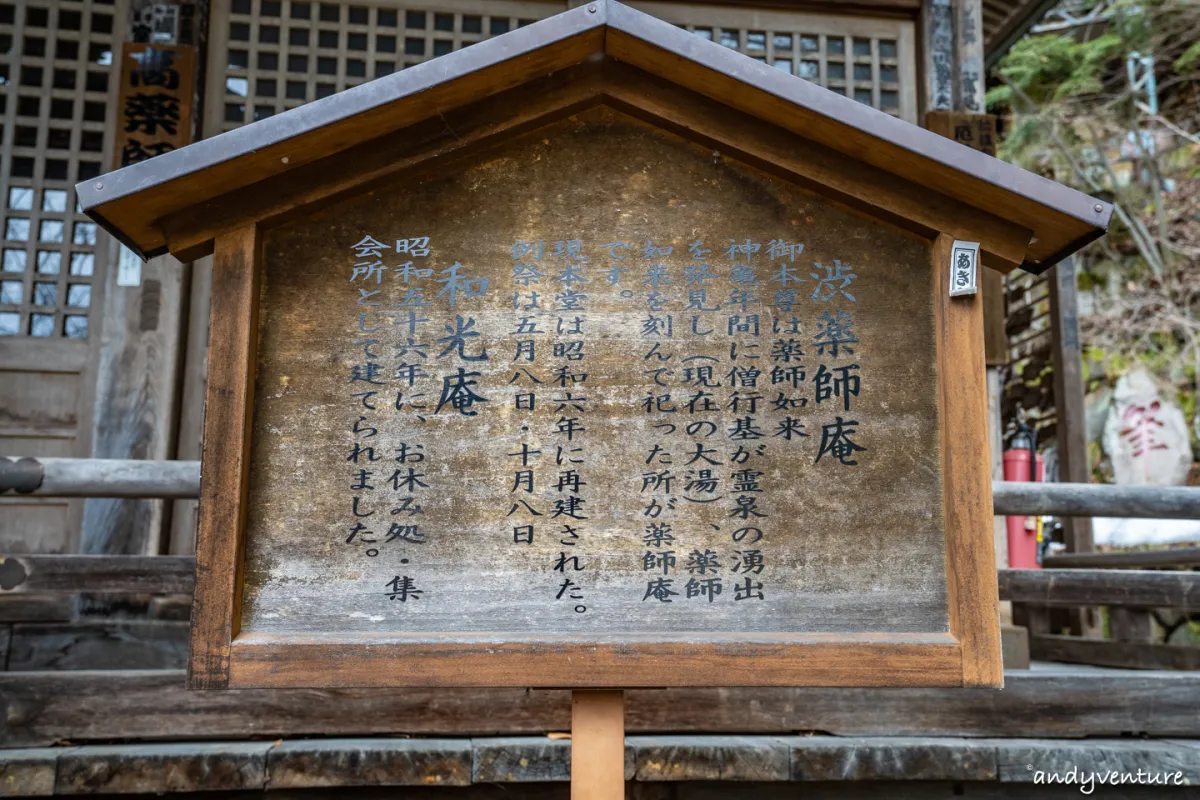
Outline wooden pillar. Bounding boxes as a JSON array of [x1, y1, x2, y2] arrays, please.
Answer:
[[1048, 257, 1093, 551], [1048, 257, 1101, 637], [571, 690, 624, 799]]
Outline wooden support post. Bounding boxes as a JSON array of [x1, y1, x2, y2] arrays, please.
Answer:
[[1049, 257, 1094, 551], [1049, 256, 1100, 637], [571, 690, 624, 799]]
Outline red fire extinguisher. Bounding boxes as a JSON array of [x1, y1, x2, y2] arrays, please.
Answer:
[[1003, 421, 1044, 569]]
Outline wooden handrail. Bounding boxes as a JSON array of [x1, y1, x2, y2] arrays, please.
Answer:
[[997, 568, 1200, 611], [0, 555, 195, 594], [5, 457, 1200, 519], [2, 556, 1196, 609], [1043, 547, 1200, 569]]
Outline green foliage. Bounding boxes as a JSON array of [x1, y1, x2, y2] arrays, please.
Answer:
[[991, 0, 1200, 462], [1174, 39, 1200, 73], [990, 33, 1124, 106]]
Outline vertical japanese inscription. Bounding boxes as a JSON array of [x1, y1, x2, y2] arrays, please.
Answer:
[[344, 235, 493, 603], [242, 108, 948, 635], [113, 43, 196, 168], [329, 231, 872, 613]]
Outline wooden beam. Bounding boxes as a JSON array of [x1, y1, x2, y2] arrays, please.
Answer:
[[0, 595, 73, 623], [1030, 634, 1200, 671], [0, 555, 194, 594], [0, 457, 199, 498], [1043, 547, 1200, 569], [6, 621, 188, 671], [997, 569, 1200, 610], [992, 481, 1200, 518], [18, 462, 1200, 519], [4, 556, 1199, 609], [4, 735, 1200, 793], [4, 668, 1200, 748]]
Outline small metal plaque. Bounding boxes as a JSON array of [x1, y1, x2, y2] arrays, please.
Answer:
[[949, 240, 979, 297]]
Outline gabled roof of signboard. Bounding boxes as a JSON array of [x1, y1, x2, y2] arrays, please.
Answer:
[[78, 0, 1111, 273]]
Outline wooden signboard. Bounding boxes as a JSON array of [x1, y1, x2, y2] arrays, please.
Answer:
[[113, 43, 196, 169], [233, 107, 969, 688], [77, 2, 1110, 696]]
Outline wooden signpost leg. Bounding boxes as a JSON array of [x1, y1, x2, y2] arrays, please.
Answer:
[[571, 690, 625, 799]]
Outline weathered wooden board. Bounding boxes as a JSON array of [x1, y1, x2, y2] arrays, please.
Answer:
[[240, 106, 946, 637], [998, 569, 1200, 611], [1030, 635, 1200, 671], [5, 622, 188, 671], [6, 668, 1200, 747]]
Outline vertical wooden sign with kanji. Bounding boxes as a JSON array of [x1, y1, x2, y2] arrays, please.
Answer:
[[113, 43, 196, 170], [925, 111, 997, 157]]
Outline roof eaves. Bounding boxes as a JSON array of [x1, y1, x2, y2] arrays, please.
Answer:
[[603, 0, 1112, 238]]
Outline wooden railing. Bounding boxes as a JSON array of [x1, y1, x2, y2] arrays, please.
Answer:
[[2, 458, 1198, 675], [2, 553, 1196, 609], [2, 455, 1200, 676], [5, 456, 1200, 518]]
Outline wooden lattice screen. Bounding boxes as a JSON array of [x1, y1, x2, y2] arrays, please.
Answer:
[[204, 0, 918, 137], [0, 0, 122, 341], [634, 1, 916, 123]]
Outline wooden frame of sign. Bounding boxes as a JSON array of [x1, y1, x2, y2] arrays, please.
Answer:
[[190, 224, 999, 690], [77, 2, 1109, 693]]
